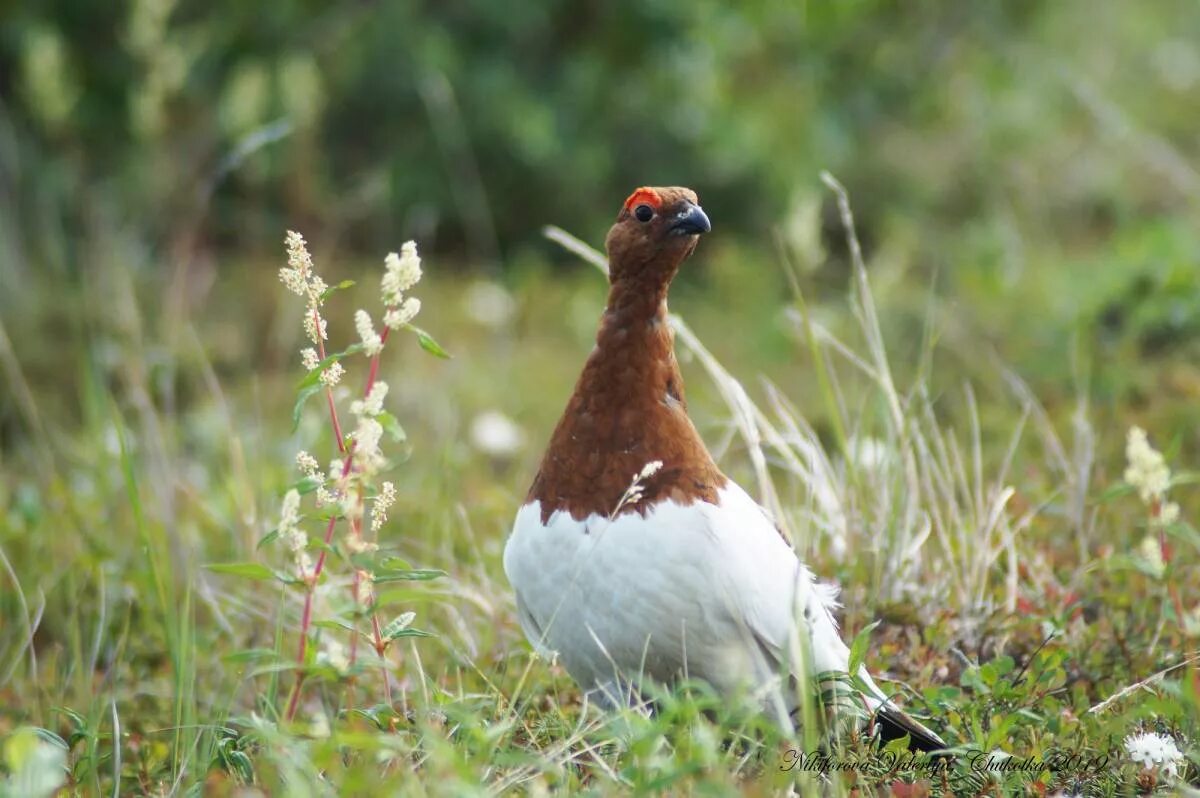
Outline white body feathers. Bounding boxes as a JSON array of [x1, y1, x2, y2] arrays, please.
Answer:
[[504, 482, 894, 727]]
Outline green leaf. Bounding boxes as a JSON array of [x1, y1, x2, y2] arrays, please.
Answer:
[[372, 568, 446, 584], [223, 648, 284, 665], [1166, 520, 1200, 553], [225, 749, 254, 784], [311, 619, 374, 639], [205, 562, 277, 581], [256, 529, 280, 550], [1097, 482, 1135, 502], [403, 323, 450, 359], [319, 279, 356, 303], [847, 619, 880, 676], [380, 612, 415, 641], [249, 661, 304, 678], [383, 627, 433, 641], [289, 476, 324, 495], [376, 411, 407, 443], [292, 382, 323, 431]]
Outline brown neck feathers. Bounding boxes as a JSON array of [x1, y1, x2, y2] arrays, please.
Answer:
[[526, 268, 726, 523]]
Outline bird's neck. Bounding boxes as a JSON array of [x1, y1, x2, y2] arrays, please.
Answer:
[[592, 276, 676, 393], [526, 272, 726, 523]]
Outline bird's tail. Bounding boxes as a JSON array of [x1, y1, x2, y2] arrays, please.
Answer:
[[871, 700, 947, 753], [855, 668, 947, 753]]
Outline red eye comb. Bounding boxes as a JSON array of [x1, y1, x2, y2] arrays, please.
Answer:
[[623, 187, 663, 211]]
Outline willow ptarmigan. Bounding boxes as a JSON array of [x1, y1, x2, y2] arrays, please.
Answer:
[[504, 186, 944, 751]]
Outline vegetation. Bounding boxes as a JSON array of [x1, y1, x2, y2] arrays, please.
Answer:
[[1, 0, 1199, 794]]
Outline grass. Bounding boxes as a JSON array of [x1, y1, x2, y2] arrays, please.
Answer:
[[1, 180, 1199, 796]]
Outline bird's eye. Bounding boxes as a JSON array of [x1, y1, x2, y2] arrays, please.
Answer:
[[633, 204, 654, 223]]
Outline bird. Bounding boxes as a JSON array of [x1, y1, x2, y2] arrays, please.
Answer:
[[503, 186, 945, 751]]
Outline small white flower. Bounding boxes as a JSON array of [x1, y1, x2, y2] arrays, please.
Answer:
[[318, 637, 350, 673], [280, 267, 307, 296], [283, 231, 316, 296], [278, 489, 309, 571], [303, 311, 328, 344], [308, 275, 328, 301], [318, 361, 344, 387], [384, 297, 421, 329], [279, 489, 301, 532], [1159, 501, 1180, 526], [1124, 427, 1171, 505], [1124, 730, 1184, 778], [301, 348, 320, 371], [352, 417, 385, 472], [345, 535, 379, 555], [296, 450, 321, 477], [1138, 535, 1166, 578], [463, 280, 516, 328], [382, 241, 422, 304], [355, 571, 374, 607], [282, 526, 307, 554], [470, 410, 524, 457], [355, 309, 384, 357], [286, 230, 313, 272], [360, 381, 388, 417], [372, 481, 396, 533], [340, 491, 363, 523], [308, 712, 331, 739], [294, 549, 313, 579]]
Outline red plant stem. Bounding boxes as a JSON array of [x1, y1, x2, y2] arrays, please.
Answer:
[[284, 323, 394, 722], [373, 612, 394, 707]]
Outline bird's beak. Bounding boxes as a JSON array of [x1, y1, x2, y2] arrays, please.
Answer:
[[669, 202, 712, 236]]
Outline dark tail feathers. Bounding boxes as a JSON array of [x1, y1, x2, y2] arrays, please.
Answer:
[[874, 704, 947, 753]]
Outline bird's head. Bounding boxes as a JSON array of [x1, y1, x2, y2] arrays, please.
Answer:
[[604, 186, 711, 285]]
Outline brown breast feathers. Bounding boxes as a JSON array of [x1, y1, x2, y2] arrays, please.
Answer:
[[526, 186, 726, 523]]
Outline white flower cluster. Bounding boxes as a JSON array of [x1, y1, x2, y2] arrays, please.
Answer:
[[347, 380, 389, 477], [1124, 427, 1179, 525], [371, 481, 396, 534], [352, 417, 385, 474], [381, 242, 423, 329], [1138, 535, 1166, 579], [280, 231, 327, 303], [296, 450, 338, 508], [318, 360, 344, 388], [350, 381, 388, 419], [355, 570, 374, 607], [278, 488, 311, 578], [317, 636, 349, 674], [281, 231, 342, 388], [355, 309, 383, 357], [1124, 730, 1184, 779]]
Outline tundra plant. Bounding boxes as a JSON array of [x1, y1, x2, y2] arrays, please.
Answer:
[[217, 232, 447, 724]]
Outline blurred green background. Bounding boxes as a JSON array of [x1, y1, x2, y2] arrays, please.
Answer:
[[1, 0, 1199, 541], [1, 2, 1199, 790], [3, 0, 1199, 439]]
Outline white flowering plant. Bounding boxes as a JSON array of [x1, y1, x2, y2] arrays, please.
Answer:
[[1114, 426, 1200, 642], [1124, 728, 1186, 781], [211, 232, 447, 724]]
